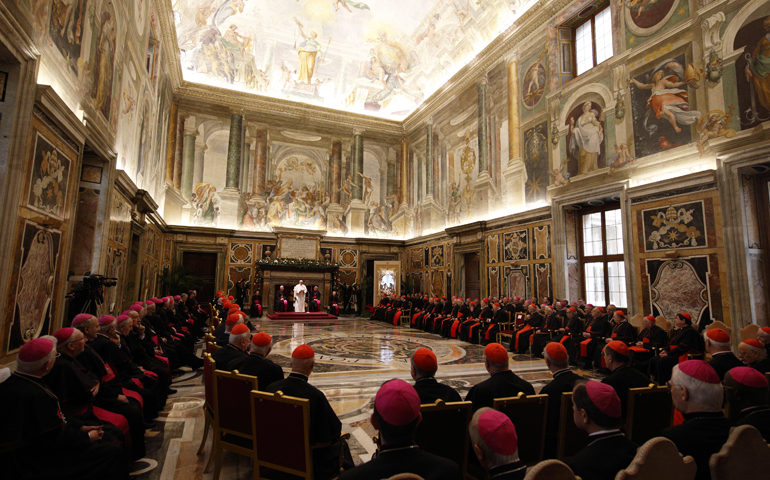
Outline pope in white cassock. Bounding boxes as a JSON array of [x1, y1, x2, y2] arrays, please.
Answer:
[[293, 280, 308, 312]]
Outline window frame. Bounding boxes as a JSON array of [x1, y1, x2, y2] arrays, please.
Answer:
[[577, 203, 625, 307], [571, 5, 612, 77]]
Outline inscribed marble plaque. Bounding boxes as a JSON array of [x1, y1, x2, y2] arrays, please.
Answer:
[[280, 237, 317, 259]]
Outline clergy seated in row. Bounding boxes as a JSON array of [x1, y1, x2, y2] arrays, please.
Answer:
[[123, 311, 175, 401], [275, 285, 288, 312], [594, 310, 636, 372], [372, 294, 391, 321], [705, 328, 743, 380], [469, 409, 528, 480], [512, 304, 542, 354], [628, 315, 668, 369], [758, 326, 770, 356], [575, 307, 611, 369], [339, 379, 462, 480], [465, 343, 535, 411], [725, 367, 770, 442], [480, 302, 508, 346], [215, 313, 247, 346], [212, 324, 251, 371], [385, 296, 407, 326], [659, 361, 732, 480], [250, 290, 263, 318], [463, 298, 493, 344], [431, 296, 457, 335], [530, 306, 561, 357], [568, 381, 638, 480], [142, 299, 203, 370], [410, 348, 461, 405], [540, 343, 583, 459], [72, 314, 147, 461], [550, 307, 584, 362], [739, 339, 770, 374], [267, 345, 353, 480], [328, 290, 341, 315], [229, 332, 284, 391], [443, 297, 471, 339], [600, 341, 651, 420], [309, 286, 322, 312], [294, 280, 308, 312], [650, 313, 702, 384], [0, 337, 129, 480], [410, 296, 435, 330]]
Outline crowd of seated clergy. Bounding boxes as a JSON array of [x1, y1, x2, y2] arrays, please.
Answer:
[[205, 287, 770, 479], [0, 291, 209, 478]]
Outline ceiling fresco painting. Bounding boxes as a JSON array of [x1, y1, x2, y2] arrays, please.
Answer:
[[172, 0, 534, 120]]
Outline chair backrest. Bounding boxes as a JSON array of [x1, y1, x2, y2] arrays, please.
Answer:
[[414, 400, 472, 477], [384, 475, 425, 480], [626, 384, 673, 446], [709, 425, 770, 480], [616, 437, 696, 480], [205, 341, 220, 354], [203, 353, 216, 411], [556, 392, 588, 461], [213, 369, 257, 438], [515, 313, 526, 327], [630, 314, 644, 329], [522, 459, 578, 480], [251, 390, 312, 479], [494, 393, 548, 465], [656, 316, 671, 333], [706, 321, 732, 337], [739, 324, 761, 343]]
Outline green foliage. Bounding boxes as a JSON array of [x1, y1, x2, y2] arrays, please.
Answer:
[[158, 262, 203, 295]]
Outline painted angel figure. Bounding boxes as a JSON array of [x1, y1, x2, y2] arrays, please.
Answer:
[[549, 162, 570, 187], [628, 61, 701, 134], [333, 0, 370, 12]]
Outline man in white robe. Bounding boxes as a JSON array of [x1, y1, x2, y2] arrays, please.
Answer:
[[293, 280, 308, 312]]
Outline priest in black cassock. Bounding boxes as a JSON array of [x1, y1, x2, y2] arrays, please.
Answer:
[[275, 285, 288, 312]]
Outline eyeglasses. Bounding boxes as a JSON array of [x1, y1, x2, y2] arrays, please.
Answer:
[[666, 381, 680, 390]]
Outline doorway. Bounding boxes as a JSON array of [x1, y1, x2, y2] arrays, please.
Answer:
[[183, 251, 218, 301], [464, 253, 480, 301]]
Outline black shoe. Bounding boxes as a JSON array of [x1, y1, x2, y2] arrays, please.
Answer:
[[167, 388, 178, 395]]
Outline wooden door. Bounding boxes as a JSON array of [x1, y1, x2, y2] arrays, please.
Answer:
[[182, 252, 218, 301], [464, 253, 480, 301]]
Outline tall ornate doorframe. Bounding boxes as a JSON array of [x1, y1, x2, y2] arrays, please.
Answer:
[[454, 242, 483, 299]]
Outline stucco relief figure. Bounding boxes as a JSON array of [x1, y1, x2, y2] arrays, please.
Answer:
[[293, 280, 308, 312], [293, 18, 321, 84], [695, 107, 736, 157], [447, 182, 461, 225], [568, 102, 604, 175], [17, 229, 56, 342], [744, 17, 770, 117], [628, 62, 701, 134]]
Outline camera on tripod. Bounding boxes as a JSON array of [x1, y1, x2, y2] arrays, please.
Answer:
[[67, 273, 118, 321]]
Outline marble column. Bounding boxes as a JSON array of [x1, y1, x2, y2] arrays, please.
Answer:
[[386, 162, 395, 214], [417, 153, 423, 203], [327, 140, 344, 235], [391, 139, 411, 237], [503, 55, 526, 209], [220, 111, 244, 229], [474, 75, 496, 217], [193, 139, 206, 187], [180, 118, 197, 201], [165, 101, 178, 185], [253, 129, 268, 198], [422, 121, 443, 231], [173, 114, 186, 189], [346, 129, 367, 234], [226, 112, 243, 190], [400, 137, 408, 209], [425, 123, 433, 198]]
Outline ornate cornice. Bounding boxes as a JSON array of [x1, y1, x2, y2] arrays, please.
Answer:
[[155, 0, 184, 91]]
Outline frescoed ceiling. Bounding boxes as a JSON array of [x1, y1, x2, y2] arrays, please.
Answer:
[[171, 0, 536, 120]]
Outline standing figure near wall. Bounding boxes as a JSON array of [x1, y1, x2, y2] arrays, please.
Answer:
[[568, 102, 603, 175], [293, 280, 308, 313], [745, 17, 770, 113]]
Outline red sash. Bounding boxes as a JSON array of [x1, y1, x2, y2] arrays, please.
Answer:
[[102, 364, 116, 383], [450, 320, 461, 338], [580, 326, 594, 357], [629, 346, 649, 353], [485, 324, 495, 340], [131, 378, 145, 389], [122, 387, 143, 409], [156, 355, 170, 369], [93, 406, 131, 440], [393, 311, 402, 326], [559, 336, 569, 345], [515, 325, 532, 351], [144, 370, 158, 380]]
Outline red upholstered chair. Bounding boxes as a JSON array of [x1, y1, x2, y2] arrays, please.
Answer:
[[197, 353, 217, 473], [251, 390, 313, 479], [212, 369, 258, 480], [206, 341, 221, 354], [493, 393, 549, 465]]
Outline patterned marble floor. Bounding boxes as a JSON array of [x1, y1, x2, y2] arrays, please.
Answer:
[[133, 317, 594, 480]]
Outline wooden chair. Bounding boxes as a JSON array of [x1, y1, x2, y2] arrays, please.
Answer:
[[705, 321, 732, 338], [626, 384, 674, 446], [197, 353, 217, 473], [206, 341, 221, 354], [212, 369, 258, 480], [630, 314, 645, 330], [655, 316, 671, 336], [556, 392, 588, 462], [400, 307, 412, 327], [498, 313, 525, 346], [414, 400, 472, 478], [616, 437, 696, 480], [739, 324, 761, 343], [522, 459, 580, 480], [710, 425, 770, 480], [251, 390, 312, 479], [493, 393, 549, 465]]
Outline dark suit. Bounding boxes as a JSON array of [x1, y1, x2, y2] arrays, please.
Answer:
[[659, 411, 732, 480], [541, 369, 583, 459], [413, 377, 462, 405], [465, 370, 535, 411], [735, 406, 770, 442], [708, 352, 743, 381], [267, 373, 342, 480], [750, 358, 770, 374], [211, 343, 247, 372], [486, 461, 527, 480], [228, 353, 284, 391], [338, 444, 462, 480], [601, 365, 651, 419], [567, 431, 637, 480], [650, 325, 702, 384]]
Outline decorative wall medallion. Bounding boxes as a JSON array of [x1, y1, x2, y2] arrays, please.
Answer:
[[624, 0, 679, 37], [339, 249, 358, 268], [229, 242, 253, 265], [642, 200, 706, 251], [534, 225, 551, 259], [487, 234, 500, 264], [503, 230, 529, 261], [648, 257, 710, 325], [430, 245, 444, 268]]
